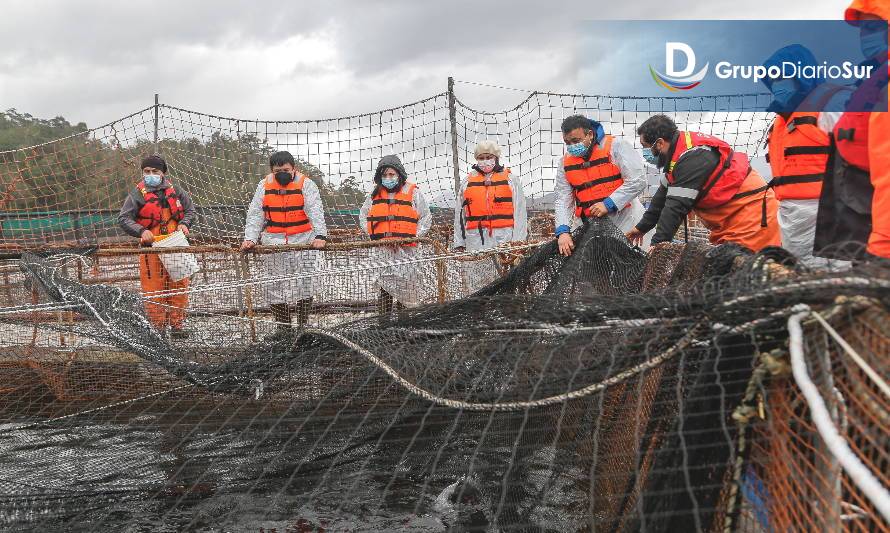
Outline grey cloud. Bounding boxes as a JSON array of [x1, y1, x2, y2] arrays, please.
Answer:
[[0, 0, 846, 127]]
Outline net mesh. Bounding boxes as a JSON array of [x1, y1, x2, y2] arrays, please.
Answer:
[[0, 89, 886, 532], [0, 90, 773, 247]]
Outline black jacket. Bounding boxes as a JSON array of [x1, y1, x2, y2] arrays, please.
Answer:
[[635, 133, 721, 245]]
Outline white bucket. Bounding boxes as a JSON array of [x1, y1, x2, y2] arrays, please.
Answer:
[[152, 230, 201, 282]]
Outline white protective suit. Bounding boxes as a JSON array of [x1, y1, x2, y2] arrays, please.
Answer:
[[772, 99, 853, 270], [244, 175, 327, 304], [359, 182, 434, 307], [555, 136, 652, 250]]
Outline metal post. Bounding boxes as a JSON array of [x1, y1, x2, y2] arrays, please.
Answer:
[[447, 77, 461, 195], [153, 93, 160, 154]]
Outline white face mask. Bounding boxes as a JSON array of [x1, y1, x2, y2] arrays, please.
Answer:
[[477, 158, 496, 173]]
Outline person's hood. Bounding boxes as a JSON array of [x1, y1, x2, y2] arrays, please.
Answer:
[[762, 44, 824, 113], [374, 155, 408, 183], [846, 0, 890, 27], [762, 44, 823, 94]]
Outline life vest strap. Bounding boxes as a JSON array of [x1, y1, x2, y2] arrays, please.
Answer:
[[571, 173, 622, 192], [492, 196, 512, 203], [264, 188, 303, 196], [262, 205, 305, 213], [563, 156, 611, 172], [784, 145, 830, 157], [367, 215, 419, 223], [786, 116, 818, 132], [770, 173, 824, 187], [731, 183, 770, 201], [371, 197, 413, 206], [576, 197, 609, 208], [465, 214, 514, 222], [465, 179, 510, 187], [265, 219, 312, 228]]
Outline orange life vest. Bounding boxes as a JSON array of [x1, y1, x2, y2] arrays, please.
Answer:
[[135, 180, 184, 233], [367, 183, 419, 246], [667, 131, 753, 209], [834, 112, 872, 172], [462, 170, 514, 234], [563, 135, 624, 218], [262, 173, 312, 235], [767, 84, 851, 201]]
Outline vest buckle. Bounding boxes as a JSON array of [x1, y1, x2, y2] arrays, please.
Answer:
[[837, 128, 855, 142]]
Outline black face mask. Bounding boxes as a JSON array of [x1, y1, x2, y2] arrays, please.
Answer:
[[274, 171, 294, 186]]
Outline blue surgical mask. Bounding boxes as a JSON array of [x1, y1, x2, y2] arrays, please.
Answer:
[[143, 174, 162, 187], [381, 177, 399, 190], [566, 142, 587, 157], [861, 30, 888, 60], [642, 148, 660, 166], [771, 79, 798, 107]]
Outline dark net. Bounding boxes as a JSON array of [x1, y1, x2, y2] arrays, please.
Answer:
[[1, 219, 888, 532]]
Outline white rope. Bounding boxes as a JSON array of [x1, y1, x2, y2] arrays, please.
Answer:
[[810, 311, 890, 400], [787, 306, 890, 523], [301, 321, 702, 412]]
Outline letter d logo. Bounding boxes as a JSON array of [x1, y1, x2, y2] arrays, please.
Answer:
[[666, 42, 696, 77], [650, 42, 709, 92]]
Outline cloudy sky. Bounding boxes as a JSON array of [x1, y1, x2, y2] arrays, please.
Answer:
[[0, 0, 847, 127]]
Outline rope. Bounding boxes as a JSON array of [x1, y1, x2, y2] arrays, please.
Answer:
[[301, 321, 705, 411], [453, 79, 537, 93], [788, 305, 890, 523]]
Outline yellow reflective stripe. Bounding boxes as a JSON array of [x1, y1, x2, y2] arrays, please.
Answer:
[[684, 131, 693, 149]]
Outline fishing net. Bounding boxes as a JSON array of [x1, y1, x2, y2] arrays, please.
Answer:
[[1, 219, 887, 531], [0, 90, 772, 248]]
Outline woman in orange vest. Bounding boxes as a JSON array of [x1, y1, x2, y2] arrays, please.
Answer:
[[117, 155, 197, 337], [555, 115, 650, 256], [453, 140, 527, 252], [359, 155, 432, 315], [761, 45, 853, 268], [241, 151, 327, 336], [814, 0, 890, 261], [452, 140, 528, 293], [626, 115, 781, 252]]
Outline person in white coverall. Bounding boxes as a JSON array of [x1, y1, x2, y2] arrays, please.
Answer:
[[761, 44, 852, 269], [555, 115, 651, 256], [359, 154, 433, 314], [240, 150, 327, 335], [452, 140, 528, 293]]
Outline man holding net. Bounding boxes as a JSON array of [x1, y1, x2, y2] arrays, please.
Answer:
[[555, 115, 650, 256], [241, 151, 327, 337], [626, 115, 782, 252], [117, 154, 197, 338]]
